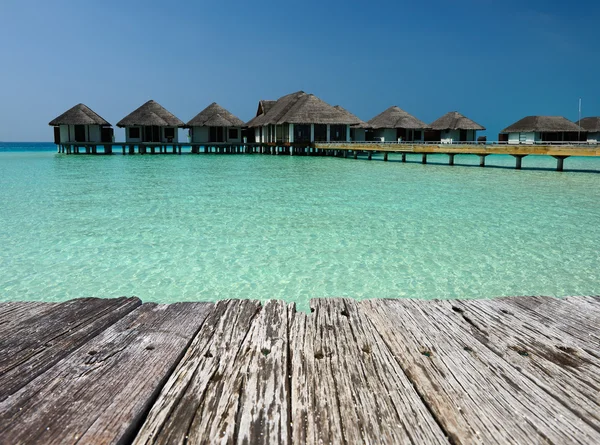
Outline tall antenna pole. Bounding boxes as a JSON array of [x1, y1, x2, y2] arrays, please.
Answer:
[[578, 98, 582, 142]]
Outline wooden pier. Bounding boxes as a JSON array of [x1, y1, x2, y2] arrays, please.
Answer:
[[56, 141, 600, 171], [315, 142, 600, 171], [2, 295, 600, 444]]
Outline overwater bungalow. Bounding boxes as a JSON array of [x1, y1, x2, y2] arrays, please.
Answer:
[[576, 117, 600, 143], [333, 105, 370, 142], [186, 103, 244, 144], [367, 106, 428, 142], [246, 91, 360, 144], [246, 100, 272, 143], [429, 111, 485, 143], [117, 100, 184, 143], [501, 116, 583, 144], [49, 103, 113, 144]]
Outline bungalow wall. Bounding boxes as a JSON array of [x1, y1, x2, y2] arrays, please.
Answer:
[[587, 132, 600, 143], [440, 130, 477, 143], [190, 126, 242, 143], [351, 129, 366, 142], [373, 129, 397, 142], [372, 128, 425, 142], [190, 127, 209, 143], [58, 124, 103, 143], [125, 126, 179, 143], [508, 132, 537, 144]]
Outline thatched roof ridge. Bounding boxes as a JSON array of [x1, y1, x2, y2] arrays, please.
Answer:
[[186, 103, 244, 127], [251, 91, 304, 127], [247, 91, 359, 127], [49, 103, 111, 126], [246, 100, 275, 127], [430, 111, 485, 131], [281, 94, 358, 125], [116, 100, 184, 128], [259, 100, 276, 115], [577, 117, 600, 133], [501, 116, 582, 133], [367, 106, 428, 129], [333, 105, 371, 128]]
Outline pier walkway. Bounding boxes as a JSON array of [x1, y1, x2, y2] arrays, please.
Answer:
[[56, 142, 600, 171], [1, 295, 600, 444]]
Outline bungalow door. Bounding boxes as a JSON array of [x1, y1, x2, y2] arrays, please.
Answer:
[[460, 130, 468, 142], [144, 126, 161, 142], [74, 125, 86, 142]]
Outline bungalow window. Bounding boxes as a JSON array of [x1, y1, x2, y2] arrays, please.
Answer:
[[228, 128, 238, 139], [129, 127, 140, 139], [164, 128, 175, 140]]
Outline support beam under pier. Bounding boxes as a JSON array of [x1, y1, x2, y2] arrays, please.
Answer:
[[553, 156, 568, 172], [479, 154, 488, 167], [512, 154, 526, 170]]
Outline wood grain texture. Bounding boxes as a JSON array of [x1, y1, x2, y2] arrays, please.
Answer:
[[289, 298, 448, 445], [0, 297, 141, 401], [133, 299, 262, 445], [360, 298, 600, 444], [489, 296, 600, 348], [3, 296, 600, 445], [0, 302, 212, 445], [0, 301, 58, 331], [450, 298, 600, 431]]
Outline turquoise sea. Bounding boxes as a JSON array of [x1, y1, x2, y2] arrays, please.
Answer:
[[1, 142, 599, 311]]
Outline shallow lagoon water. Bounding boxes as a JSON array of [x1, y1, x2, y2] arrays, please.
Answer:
[[1, 143, 599, 312]]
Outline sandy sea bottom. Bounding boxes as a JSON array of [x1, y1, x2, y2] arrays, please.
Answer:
[[1, 144, 599, 312]]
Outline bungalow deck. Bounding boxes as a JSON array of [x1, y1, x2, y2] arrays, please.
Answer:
[[1, 295, 600, 444]]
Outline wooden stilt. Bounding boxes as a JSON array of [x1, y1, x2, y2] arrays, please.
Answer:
[[479, 154, 488, 167], [383, 152, 388, 162], [422, 153, 427, 164], [401, 153, 406, 162], [368, 152, 372, 160], [448, 154, 455, 165], [353, 151, 358, 159]]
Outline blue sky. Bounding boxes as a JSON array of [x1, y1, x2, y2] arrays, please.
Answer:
[[0, 0, 598, 141]]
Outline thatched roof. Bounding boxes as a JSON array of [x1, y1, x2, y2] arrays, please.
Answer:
[[577, 117, 600, 133], [186, 103, 245, 128], [501, 116, 582, 133], [430, 111, 485, 131], [247, 91, 359, 127], [246, 100, 276, 127], [258, 100, 276, 116], [49, 103, 110, 127], [117, 100, 184, 128], [333, 105, 371, 129], [367, 106, 428, 129]]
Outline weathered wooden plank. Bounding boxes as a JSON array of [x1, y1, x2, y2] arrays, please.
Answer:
[[0, 302, 213, 445], [233, 300, 289, 444], [490, 296, 600, 347], [0, 301, 58, 330], [290, 298, 449, 444], [289, 306, 343, 443], [0, 297, 141, 401], [360, 299, 600, 444], [133, 299, 263, 445], [449, 298, 600, 431]]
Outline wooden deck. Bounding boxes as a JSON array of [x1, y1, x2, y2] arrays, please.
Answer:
[[2, 296, 600, 444]]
